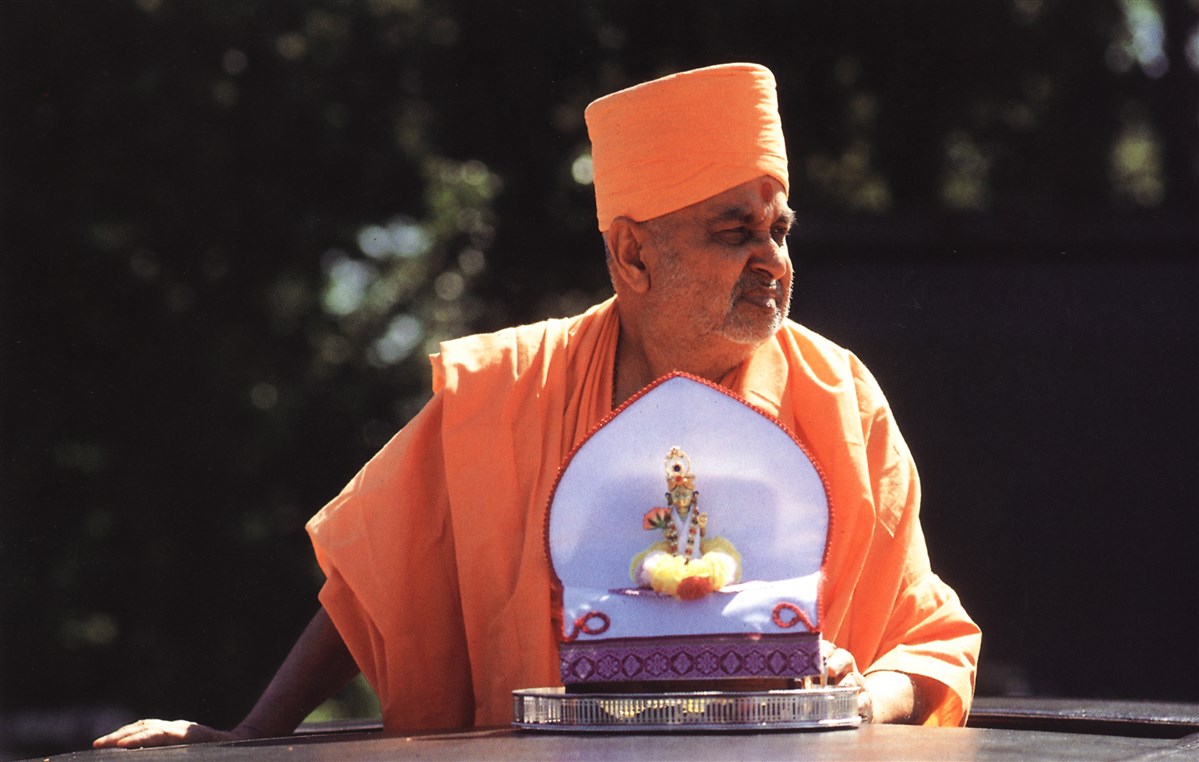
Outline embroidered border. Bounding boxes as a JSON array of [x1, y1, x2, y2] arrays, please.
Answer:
[[559, 632, 821, 684]]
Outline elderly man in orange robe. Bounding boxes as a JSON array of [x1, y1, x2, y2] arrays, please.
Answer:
[[96, 63, 979, 749]]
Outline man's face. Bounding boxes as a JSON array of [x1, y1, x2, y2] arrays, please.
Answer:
[[643, 176, 794, 348]]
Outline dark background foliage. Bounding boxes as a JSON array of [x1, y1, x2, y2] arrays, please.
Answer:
[[2, 0, 1196, 756]]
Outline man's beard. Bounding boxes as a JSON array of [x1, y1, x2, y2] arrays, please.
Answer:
[[721, 271, 792, 345]]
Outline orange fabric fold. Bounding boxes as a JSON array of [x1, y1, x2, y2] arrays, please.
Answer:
[[307, 299, 979, 730], [585, 63, 789, 232]]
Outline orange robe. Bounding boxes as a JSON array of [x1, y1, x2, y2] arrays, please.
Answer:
[[306, 297, 980, 729]]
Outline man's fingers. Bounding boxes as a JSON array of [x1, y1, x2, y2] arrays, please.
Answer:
[[93, 718, 172, 748], [819, 640, 873, 722], [822, 644, 858, 683], [856, 688, 875, 723], [93, 719, 155, 748], [93, 719, 216, 749]]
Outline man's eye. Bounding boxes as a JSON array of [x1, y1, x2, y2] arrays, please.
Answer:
[[718, 228, 751, 244], [771, 226, 790, 244]]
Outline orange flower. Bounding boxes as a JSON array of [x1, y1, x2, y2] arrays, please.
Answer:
[[643, 507, 671, 530], [676, 576, 714, 600]]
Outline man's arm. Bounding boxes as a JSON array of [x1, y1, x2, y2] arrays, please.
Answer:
[[93, 606, 360, 749], [859, 670, 948, 724]]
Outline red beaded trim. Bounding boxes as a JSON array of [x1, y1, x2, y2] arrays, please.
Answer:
[[771, 602, 816, 631], [565, 611, 611, 642]]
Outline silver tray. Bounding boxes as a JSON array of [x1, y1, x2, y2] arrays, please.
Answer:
[[512, 686, 861, 732]]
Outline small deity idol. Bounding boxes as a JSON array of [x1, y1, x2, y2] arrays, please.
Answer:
[[630, 447, 741, 599]]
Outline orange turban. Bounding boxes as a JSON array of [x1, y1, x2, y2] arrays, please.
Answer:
[[585, 63, 789, 232]]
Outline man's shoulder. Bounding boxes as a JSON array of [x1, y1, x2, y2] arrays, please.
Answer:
[[431, 300, 612, 392], [780, 319, 844, 351], [440, 317, 558, 358], [779, 319, 855, 368], [777, 319, 882, 392], [432, 318, 561, 384]]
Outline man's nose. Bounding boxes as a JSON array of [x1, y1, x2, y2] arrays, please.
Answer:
[[747, 234, 789, 281]]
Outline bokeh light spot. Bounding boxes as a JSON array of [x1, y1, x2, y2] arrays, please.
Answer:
[[458, 248, 486, 276], [434, 271, 465, 301], [276, 32, 308, 60], [322, 255, 377, 315], [358, 219, 431, 259], [571, 154, 594, 185], [222, 49, 248, 76], [372, 313, 423, 365], [250, 382, 279, 410]]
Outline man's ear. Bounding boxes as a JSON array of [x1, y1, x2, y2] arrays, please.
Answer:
[[606, 217, 651, 294]]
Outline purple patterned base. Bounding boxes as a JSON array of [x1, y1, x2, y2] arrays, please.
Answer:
[[560, 633, 821, 684]]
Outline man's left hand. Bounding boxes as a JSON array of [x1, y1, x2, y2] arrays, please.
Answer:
[[821, 640, 945, 724]]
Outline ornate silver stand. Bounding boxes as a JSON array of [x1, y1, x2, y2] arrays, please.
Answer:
[[512, 686, 861, 732]]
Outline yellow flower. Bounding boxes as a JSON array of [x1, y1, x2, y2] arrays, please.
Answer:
[[643, 552, 687, 596], [700, 537, 742, 584]]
